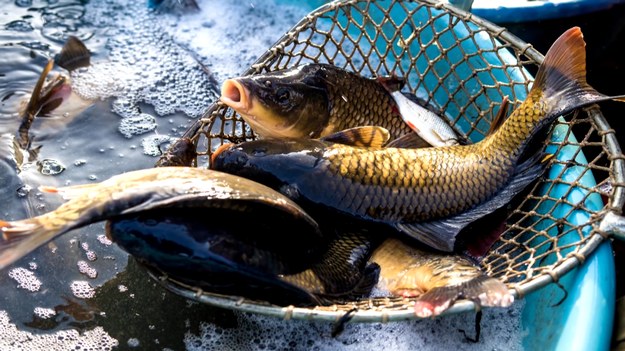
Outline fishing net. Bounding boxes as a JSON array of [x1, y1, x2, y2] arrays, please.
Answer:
[[152, 0, 625, 322]]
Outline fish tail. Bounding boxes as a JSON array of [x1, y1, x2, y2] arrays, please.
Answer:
[[54, 36, 91, 72], [413, 275, 513, 318], [532, 27, 625, 118], [0, 217, 61, 270]]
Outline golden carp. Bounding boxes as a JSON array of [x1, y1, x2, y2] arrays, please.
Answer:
[[219, 62, 416, 140], [211, 27, 625, 252], [370, 237, 512, 317], [0, 167, 325, 271]]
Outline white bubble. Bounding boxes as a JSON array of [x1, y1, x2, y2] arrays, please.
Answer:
[[8, 267, 42, 292], [97, 234, 113, 246], [141, 134, 174, 156], [77, 260, 98, 279], [33, 307, 56, 319], [184, 301, 525, 351], [70, 280, 96, 299], [0, 310, 118, 350], [119, 113, 158, 138]]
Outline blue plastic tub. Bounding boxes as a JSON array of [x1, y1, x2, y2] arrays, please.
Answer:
[[471, 0, 625, 23]]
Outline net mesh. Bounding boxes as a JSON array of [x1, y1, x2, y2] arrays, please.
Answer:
[[155, 0, 625, 321]]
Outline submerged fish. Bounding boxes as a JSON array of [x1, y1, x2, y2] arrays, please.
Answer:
[[219, 63, 416, 140], [370, 237, 512, 317], [108, 211, 381, 305], [17, 36, 92, 149], [0, 167, 325, 272], [212, 27, 625, 252], [376, 76, 461, 147]]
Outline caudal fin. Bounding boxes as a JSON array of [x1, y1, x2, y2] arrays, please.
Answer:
[[0, 218, 59, 270], [533, 27, 625, 118]]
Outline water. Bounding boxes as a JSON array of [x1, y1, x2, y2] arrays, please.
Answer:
[[0, 1, 525, 350]]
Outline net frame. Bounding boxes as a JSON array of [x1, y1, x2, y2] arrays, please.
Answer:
[[151, 0, 625, 322]]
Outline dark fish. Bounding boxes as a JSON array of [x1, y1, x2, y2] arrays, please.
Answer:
[[370, 237, 512, 317], [212, 27, 625, 252], [18, 35, 92, 149], [0, 167, 324, 271], [154, 137, 197, 167], [107, 211, 380, 305], [219, 63, 415, 140]]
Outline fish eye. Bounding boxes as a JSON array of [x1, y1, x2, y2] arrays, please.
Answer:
[[276, 88, 290, 104], [264, 80, 272, 87]]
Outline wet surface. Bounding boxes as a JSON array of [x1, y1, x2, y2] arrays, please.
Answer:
[[0, 1, 538, 350]]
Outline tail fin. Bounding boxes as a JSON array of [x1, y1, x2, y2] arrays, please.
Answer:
[[413, 275, 513, 317], [54, 36, 91, 72], [533, 27, 625, 118], [0, 219, 59, 270]]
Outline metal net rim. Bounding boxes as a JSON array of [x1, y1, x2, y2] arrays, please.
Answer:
[[165, 0, 625, 322]]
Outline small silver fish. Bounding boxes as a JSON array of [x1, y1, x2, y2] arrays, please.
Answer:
[[376, 76, 460, 147]]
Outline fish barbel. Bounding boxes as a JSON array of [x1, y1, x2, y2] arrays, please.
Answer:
[[219, 63, 415, 140], [212, 27, 625, 252], [0, 167, 325, 270], [370, 237, 512, 317]]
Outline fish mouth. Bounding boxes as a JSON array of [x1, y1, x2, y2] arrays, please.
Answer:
[[220, 78, 251, 113]]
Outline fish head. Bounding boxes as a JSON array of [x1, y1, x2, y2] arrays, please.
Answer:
[[211, 138, 325, 195], [220, 65, 331, 139]]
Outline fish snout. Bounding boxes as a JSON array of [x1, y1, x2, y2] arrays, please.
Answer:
[[220, 78, 251, 112]]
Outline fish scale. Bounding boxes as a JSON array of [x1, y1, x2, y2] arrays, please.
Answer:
[[323, 66, 412, 138]]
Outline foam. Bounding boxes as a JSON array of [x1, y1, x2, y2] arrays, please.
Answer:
[[71, 1, 220, 136], [77, 260, 98, 279], [70, 280, 96, 299], [0, 310, 118, 350], [33, 307, 55, 319], [184, 302, 525, 351], [8, 267, 42, 292], [69, 0, 310, 155]]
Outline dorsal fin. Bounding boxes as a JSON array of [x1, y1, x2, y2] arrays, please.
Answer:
[[375, 75, 406, 92], [54, 36, 91, 72], [320, 126, 390, 148], [486, 95, 510, 136]]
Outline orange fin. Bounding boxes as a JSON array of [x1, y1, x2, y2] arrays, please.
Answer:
[[533, 27, 625, 118], [486, 95, 510, 136], [320, 126, 390, 148], [413, 275, 513, 318]]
